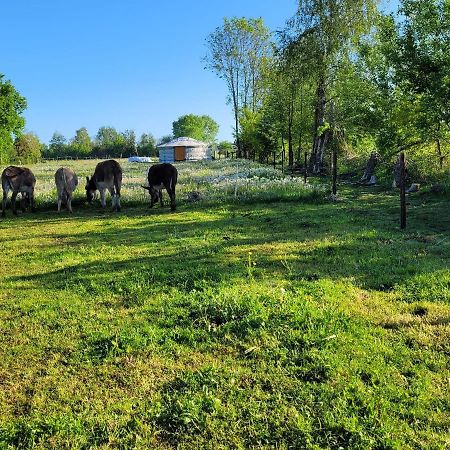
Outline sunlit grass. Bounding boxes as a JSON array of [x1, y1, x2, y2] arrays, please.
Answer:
[[0, 159, 449, 449]]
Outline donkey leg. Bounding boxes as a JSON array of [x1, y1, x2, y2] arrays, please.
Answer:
[[170, 193, 176, 211], [57, 194, 62, 212], [108, 186, 117, 211], [21, 194, 27, 212], [100, 189, 106, 208], [11, 192, 18, 216], [67, 196, 73, 213], [115, 180, 121, 212], [30, 192, 36, 212], [2, 190, 7, 217], [169, 187, 176, 211]]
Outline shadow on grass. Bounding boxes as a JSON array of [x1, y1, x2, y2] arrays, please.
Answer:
[[4, 190, 449, 299]]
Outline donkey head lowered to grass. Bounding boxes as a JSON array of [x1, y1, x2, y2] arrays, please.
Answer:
[[1, 166, 36, 217], [85, 159, 122, 211], [141, 163, 178, 211]]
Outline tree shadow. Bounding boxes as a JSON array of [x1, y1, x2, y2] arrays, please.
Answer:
[[5, 191, 449, 300]]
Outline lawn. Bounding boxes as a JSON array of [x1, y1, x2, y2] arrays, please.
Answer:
[[0, 159, 449, 449]]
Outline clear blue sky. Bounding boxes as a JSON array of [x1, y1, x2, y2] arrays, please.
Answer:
[[1, 0, 398, 145]]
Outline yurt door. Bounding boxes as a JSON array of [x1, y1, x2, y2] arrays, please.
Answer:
[[174, 146, 186, 161]]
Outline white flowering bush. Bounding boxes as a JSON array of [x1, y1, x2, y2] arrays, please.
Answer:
[[21, 158, 326, 209], [177, 159, 325, 203]]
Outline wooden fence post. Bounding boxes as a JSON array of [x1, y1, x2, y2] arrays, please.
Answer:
[[400, 152, 406, 229]]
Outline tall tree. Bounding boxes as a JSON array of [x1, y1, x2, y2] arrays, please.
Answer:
[[13, 132, 41, 163], [172, 114, 219, 143], [96, 126, 119, 151], [70, 127, 92, 157], [205, 17, 271, 157], [389, 0, 450, 168], [285, 0, 378, 173], [48, 132, 67, 158], [95, 126, 126, 157], [0, 74, 27, 164], [137, 133, 157, 156], [122, 129, 136, 155], [158, 135, 173, 145]]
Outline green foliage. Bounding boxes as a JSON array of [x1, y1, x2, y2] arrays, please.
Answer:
[[157, 135, 173, 145], [217, 140, 234, 154], [46, 132, 67, 158], [239, 108, 263, 158], [137, 132, 157, 156], [384, 0, 450, 168], [44, 127, 152, 159], [0, 74, 27, 164], [238, 0, 450, 180], [70, 127, 92, 157], [94, 126, 122, 157], [205, 17, 272, 155], [12, 132, 41, 163], [172, 114, 219, 143]]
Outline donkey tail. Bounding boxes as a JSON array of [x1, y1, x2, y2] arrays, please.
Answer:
[[62, 169, 71, 200], [113, 170, 122, 196]]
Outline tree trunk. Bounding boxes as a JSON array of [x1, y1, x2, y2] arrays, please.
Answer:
[[331, 142, 337, 196], [288, 90, 294, 167], [231, 71, 242, 158], [436, 139, 444, 168], [297, 83, 304, 163], [309, 77, 330, 174]]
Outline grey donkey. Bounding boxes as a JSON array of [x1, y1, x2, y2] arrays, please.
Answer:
[[55, 167, 78, 213]]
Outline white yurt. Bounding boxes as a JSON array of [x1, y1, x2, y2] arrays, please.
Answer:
[[157, 137, 211, 163]]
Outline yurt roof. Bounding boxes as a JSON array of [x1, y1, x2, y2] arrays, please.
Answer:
[[157, 137, 208, 148]]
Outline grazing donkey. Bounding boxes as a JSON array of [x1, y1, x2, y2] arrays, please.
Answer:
[[55, 167, 78, 213], [141, 163, 178, 211], [85, 160, 122, 211], [1, 166, 36, 217]]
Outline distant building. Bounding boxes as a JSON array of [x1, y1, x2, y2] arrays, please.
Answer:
[[157, 137, 211, 163]]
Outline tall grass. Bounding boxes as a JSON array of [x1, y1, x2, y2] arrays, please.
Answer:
[[26, 158, 326, 209]]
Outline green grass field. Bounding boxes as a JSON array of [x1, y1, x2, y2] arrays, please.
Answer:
[[0, 159, 449, 449]]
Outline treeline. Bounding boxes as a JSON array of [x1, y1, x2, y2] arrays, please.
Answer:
[[43, 127, 157, 159], [0, 73, 159, 163], [205, 0, 450, 182], [0, 76, 226, 162]]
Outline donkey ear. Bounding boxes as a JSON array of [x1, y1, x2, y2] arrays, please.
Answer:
[[141, 185, 150, 191], [86, 176, 90, 183]]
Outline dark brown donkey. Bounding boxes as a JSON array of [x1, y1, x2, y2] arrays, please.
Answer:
[[85, 160, 122, 211], [1, 166, 36, 217], [141, 163, 178, 211]]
